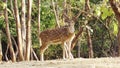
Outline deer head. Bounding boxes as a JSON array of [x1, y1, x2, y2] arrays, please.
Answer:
[[62, 10, 82, 33]]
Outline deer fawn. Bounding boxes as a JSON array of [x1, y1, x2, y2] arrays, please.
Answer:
[[39, 12, 81, 61]]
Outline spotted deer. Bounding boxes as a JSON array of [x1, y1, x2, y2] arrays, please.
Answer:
[[39, 11, 81, 61]]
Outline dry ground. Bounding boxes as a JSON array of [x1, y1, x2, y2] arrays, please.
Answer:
[[0, 57, 120, 68]]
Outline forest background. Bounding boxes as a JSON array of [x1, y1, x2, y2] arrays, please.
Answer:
[[0, 0, 120, 62]]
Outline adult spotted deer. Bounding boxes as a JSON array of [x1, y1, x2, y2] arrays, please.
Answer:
[[39, 11, 81, 61]]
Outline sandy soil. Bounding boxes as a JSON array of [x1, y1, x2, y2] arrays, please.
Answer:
[[0, 57, 120, 68]]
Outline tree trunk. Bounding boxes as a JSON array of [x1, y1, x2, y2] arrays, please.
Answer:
[[21, 0, 26, 58], [63, 0, 66, 9], [38, 0, 41, 60], [38, 0, 41, 48], [87, 29, 93, 58], [117, 29, 120, 56], [3, 0, 16, 62], [13, 0, 24, 61], [25, 0, 32, 61], [5, 45, 9, 61], [77, 39, 81, 58], [109, 0, 120, 56], [85, 0, 90, 11], [85, 0, 93, 58], [38, 0, 41, 35], [31, 47, 39, 60], [52, 0, 60, 28], [11, 36, 18, 56], [10, 0, 15, 18], [71, 27, 83, 50], [0, 31, 2, 61]]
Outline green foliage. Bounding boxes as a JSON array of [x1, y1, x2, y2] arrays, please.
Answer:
[[0, 1, 6, 10], [101, 6, 113, 20], [0, 18, 4, 30], [40, 0, 56, 30], [94, 5, 101, 17], [110, 20, 118, 36], [90, 0, 103, 4], [113, 22, 118, 36], [93, 1, 113, 20], [91, 21, 112, 57], [44, 45, 62, 60]]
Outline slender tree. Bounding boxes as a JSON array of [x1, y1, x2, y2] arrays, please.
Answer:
[[3, 0, 16, 62], [85, 0, 93, 58], [52, 0, 60, 28], [109, 0, 120, 56], [13, 0, 24, 61], [38, 0, 41, 60], [62, 0, 66, 25], [21, 0, 26, 58], [71, 27, 83, 50], [0, 30, 2, 61], [38, 0, 41, 48], [38, 0, 41, 35], [85, 0, 90, 11], [77, 39, 81, 58], [63, 0, 66, 9], [25, 0, 32, 61], [87, 27, 93, 58], [10, 0, 14, 18]]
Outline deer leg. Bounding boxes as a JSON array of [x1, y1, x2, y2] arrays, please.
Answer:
[[40, 44, 48, 61], [62, 45, 65, 60], [68, 41, 73, 59], [67, 41, 71, 59], [62, 42, 69, 60], [67, 37, 74, 59], [62, 43, 66, 60], [40, 53, 44, 61]]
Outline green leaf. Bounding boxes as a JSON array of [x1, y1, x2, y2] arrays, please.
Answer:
[[95, 6, 101, 16], [101, 6, 113, 20], [101, 6, 108, 20], [113, 22, 118, 36]]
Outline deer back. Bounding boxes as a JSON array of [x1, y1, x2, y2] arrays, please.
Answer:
[[39, 26, 75, 44]]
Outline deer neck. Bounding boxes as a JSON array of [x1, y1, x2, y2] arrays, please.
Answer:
[[68, 24, 75, 33]]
